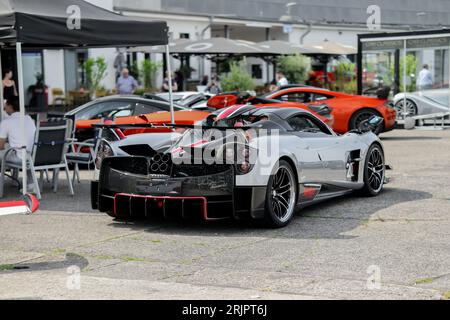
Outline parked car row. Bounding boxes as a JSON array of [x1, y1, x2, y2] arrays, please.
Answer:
[[50, 86, 394, 228]]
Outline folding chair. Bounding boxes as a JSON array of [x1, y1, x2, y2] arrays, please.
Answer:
[[0, 118, 74, 199], [64, 114, 102, 185]]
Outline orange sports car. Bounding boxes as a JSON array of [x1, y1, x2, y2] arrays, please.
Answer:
[[76, 109, 210, 137], [206, 92, 335, 128], [264, 86, 396, 134]]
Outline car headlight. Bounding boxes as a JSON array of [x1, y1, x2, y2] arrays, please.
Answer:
[[95, 139, 114, 170]]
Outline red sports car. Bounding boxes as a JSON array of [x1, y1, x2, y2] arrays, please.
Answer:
[[264, 86, 396, 134]]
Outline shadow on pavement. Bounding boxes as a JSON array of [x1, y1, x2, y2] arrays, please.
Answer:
[[0, 253, 89, 274], [105, 187, 432, 240]]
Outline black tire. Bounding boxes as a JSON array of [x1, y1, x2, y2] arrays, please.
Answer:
[[360, 144, 385, 197], [264, 160, 298, 228], [394, 99, 418, 119], [349, 109, 384, 135]]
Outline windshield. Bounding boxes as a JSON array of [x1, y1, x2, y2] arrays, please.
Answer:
[[178, 93, 209, 107], [75, 100, 134, 120]]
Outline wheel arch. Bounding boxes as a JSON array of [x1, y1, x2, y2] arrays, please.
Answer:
[[349, 107, 384, 131], [278, 155, 299, 189]]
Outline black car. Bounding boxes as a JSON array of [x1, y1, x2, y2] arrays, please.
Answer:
[[61, 95, 188, 142]]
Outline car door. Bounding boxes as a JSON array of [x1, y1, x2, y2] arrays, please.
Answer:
[[286, 114, 348, 182]]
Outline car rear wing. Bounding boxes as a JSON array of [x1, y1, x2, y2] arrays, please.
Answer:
[[92, 123, 256, 131]]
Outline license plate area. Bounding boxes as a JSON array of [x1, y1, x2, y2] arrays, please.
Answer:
[[135, 178, 182, 195]]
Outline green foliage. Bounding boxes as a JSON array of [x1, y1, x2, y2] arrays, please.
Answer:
[[84, 57, 108, 98], [140, 59, 162, 90], [334, 60, 357, 94], [277, 54, 311, 84], [129, 61, 140, 80], [221, 60, 255, 92], [442, 291, 450, 300], [0, 264, 14, 271], [386, 54, 419, 92]]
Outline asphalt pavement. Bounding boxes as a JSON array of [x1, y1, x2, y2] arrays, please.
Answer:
[[0, 129, 449, 300]]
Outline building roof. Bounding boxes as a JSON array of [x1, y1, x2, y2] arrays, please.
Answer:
[[114, 0, 450, 29]]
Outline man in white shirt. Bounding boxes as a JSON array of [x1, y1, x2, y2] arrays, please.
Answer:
[[0, 98, 37, 191], [417, 64, 433, 91], [276, 71, 289, 88]]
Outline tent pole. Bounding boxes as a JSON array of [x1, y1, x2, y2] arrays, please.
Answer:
[[165, 45, 175, 124], [403, 40, 407, 118], [0, 48, 3, 122], [16, 42, 27, 195]]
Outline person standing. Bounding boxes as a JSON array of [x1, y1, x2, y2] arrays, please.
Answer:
[[2, 69, 18, 101], [116, 68, 138, 95], [0, 98, 37, 192], [113, 48, 127, 80], [207, 75, 221, 94], [276, 71, 289, 88], [200, 75, 209, 86], [417, 64, 433, 91]]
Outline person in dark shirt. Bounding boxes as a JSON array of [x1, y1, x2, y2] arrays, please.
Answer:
[[2, 69, 18, 100]]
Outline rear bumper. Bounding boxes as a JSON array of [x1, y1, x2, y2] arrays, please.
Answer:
[[93, 156, 267, 221]]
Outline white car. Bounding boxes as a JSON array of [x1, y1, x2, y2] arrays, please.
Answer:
[[393, 88, 450, 119]]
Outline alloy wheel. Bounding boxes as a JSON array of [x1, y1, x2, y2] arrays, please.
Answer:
[[269, 165, 296, 223], [367, 147, 385, 192], [395, 100, 417, 119]]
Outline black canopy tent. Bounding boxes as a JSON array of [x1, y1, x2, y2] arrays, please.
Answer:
[[0, 0, 168, 47], [0, 0, 171, 195]]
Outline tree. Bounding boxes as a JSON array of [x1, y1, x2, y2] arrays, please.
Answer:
[[385, 54, 419, 92], [84, 57, 108, 98], [334, 60, 357, 94], [221, 60, 255, 92], [277, 54, 311, 84], [140, 59, 162, 91]]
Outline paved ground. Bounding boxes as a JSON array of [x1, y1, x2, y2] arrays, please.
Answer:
[[0, 129, 449, 300]]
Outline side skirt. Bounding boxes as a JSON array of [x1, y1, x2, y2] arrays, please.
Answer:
[[297, 183, 355, 208]]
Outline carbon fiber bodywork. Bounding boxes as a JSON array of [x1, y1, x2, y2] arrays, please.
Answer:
[[95, 156, 267, 220]]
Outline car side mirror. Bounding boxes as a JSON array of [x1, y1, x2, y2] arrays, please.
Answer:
[[358, 115, 384, 133]]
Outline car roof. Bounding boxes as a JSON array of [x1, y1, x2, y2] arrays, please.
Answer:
[[66, 95, 187, 116], [277, 84, 322, 90]]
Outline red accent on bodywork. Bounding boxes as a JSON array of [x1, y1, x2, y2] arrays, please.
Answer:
[[113, 193, 217, 221], [303, 187, 319, 200]]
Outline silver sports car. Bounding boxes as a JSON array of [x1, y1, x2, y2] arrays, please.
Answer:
[[91, 105, 387, 228], [393, 88, 450, 119]]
